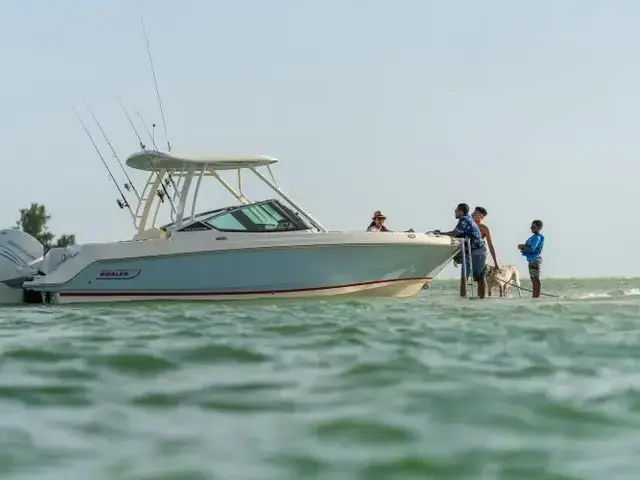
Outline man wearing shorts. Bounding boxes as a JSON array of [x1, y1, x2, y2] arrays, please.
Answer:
[[437, 203, 488, 298], [472, 206, 500, 269], [518, 220, 545, 298]]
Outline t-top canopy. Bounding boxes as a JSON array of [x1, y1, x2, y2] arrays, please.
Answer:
[[125, 150, 278, 172]]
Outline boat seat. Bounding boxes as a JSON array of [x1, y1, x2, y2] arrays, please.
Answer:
[[133, 227, 167, 241]]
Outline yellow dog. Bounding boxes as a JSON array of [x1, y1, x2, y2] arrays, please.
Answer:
[[485, 265, 521, 297]]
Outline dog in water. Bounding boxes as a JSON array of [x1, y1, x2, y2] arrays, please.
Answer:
[[485, 265, 521, 297]]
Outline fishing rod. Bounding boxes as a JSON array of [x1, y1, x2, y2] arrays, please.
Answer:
[[145, 155, 178, 216], [72, 106, 136, 221], [135, 108, 179, 192], [133, 0, 181, 194], [136, 0, 171, 153], [133, 0, 184, 221], [84, 101, 141, 201], [114, 95, 177, 215], [115, 93, 147, 151], [135, 108, 159, 151]]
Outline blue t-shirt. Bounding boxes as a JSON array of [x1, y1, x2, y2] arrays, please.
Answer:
[[522, 233, 544, 262], [454, 214, 486, 254]]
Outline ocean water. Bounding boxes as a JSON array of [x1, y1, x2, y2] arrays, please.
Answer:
[[1, 277, 640, 480]]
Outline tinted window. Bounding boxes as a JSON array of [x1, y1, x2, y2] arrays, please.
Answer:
[[208, 212, 247, 231], [205, 201, 307, 232]]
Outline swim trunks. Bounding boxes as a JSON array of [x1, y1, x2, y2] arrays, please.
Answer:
[[462, 251, 487, 282], [528, 257, 542, 279]]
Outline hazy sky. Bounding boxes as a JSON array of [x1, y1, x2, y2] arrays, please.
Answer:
[[1, 0, 638, 279]]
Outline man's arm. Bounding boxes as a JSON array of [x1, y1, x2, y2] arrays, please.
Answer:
[[482, 225, 499, 267], [439, 219, 463, 237]]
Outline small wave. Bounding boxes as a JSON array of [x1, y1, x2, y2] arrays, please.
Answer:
[[92, 353, 177, 375], [171, 343, 271, 364], [572, 288, 640, 300], [312, 417, 417, 445], [132, 380, 297, 412], [0, 383, 92, 406]]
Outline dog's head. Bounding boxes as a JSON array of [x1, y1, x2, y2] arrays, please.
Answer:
[[484, 265, 499, 278]]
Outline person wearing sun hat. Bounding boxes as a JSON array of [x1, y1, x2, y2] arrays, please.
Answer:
[[367, 211, 391, 232], [366, 210, 414, 233]]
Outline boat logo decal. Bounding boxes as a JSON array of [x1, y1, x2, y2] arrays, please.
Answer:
[[179, 222, 212, 232], [407, 233, 416, 239], [97, 269, 141, 280]]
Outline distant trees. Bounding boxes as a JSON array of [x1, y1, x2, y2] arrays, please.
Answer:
[[14, 203, 76, 252]]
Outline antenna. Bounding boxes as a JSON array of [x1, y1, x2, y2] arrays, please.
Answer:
[[136, 107, 180, 192], [136, 0, 171, 152], [135, 108, 159, 150], [84, 101, 141, 201], [115, 94, 146, 151], [72, 106, 136, 221]]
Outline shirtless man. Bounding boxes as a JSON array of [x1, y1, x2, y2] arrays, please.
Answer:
[[472, 206, 499, 270]]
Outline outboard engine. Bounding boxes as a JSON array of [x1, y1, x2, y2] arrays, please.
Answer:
[[0, 229, 45, 305]]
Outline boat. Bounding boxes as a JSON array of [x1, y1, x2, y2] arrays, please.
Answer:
[[0, 150, 461, 305]]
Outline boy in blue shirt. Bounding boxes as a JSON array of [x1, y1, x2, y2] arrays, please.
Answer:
[[518, 220, 544, 298]]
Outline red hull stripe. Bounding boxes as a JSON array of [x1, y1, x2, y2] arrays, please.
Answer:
[[58, 277, 432, 297]]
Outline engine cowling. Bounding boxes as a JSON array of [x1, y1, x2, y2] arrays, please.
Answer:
[[0, 229, 44, 304]]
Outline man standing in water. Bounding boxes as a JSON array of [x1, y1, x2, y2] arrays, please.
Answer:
[[518, 220, 545, 298], [472, 206, 499, 270], [436, 203, 487, 298]]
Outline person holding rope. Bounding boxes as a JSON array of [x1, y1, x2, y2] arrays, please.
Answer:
[[435, 203, 487, 299], [472, 206, 499, 270], [518, 219, 545, 298]]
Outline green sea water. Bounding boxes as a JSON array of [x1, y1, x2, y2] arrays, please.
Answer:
[[1, 277, 640, 480]]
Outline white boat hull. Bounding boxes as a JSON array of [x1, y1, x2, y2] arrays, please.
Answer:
[[19, 231, 458, 305]]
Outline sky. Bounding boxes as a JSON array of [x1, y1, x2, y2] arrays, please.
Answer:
[[1, 0, 639, 279]]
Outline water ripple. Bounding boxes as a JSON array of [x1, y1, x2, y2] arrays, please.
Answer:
[[0, 278, 639, 478]]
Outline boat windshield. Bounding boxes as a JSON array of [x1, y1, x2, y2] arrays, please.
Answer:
[[193, 200, 310, 233]]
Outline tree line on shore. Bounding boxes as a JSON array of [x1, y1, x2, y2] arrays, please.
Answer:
[[12, 203, 75, 252]]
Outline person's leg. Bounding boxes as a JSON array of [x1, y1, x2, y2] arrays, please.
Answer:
[[534, 258, 543, 297], [532, 278, 541, 298], [473, 253, 487, 299], [528, 259, 541, 298], [477, 277, 486, 299]]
